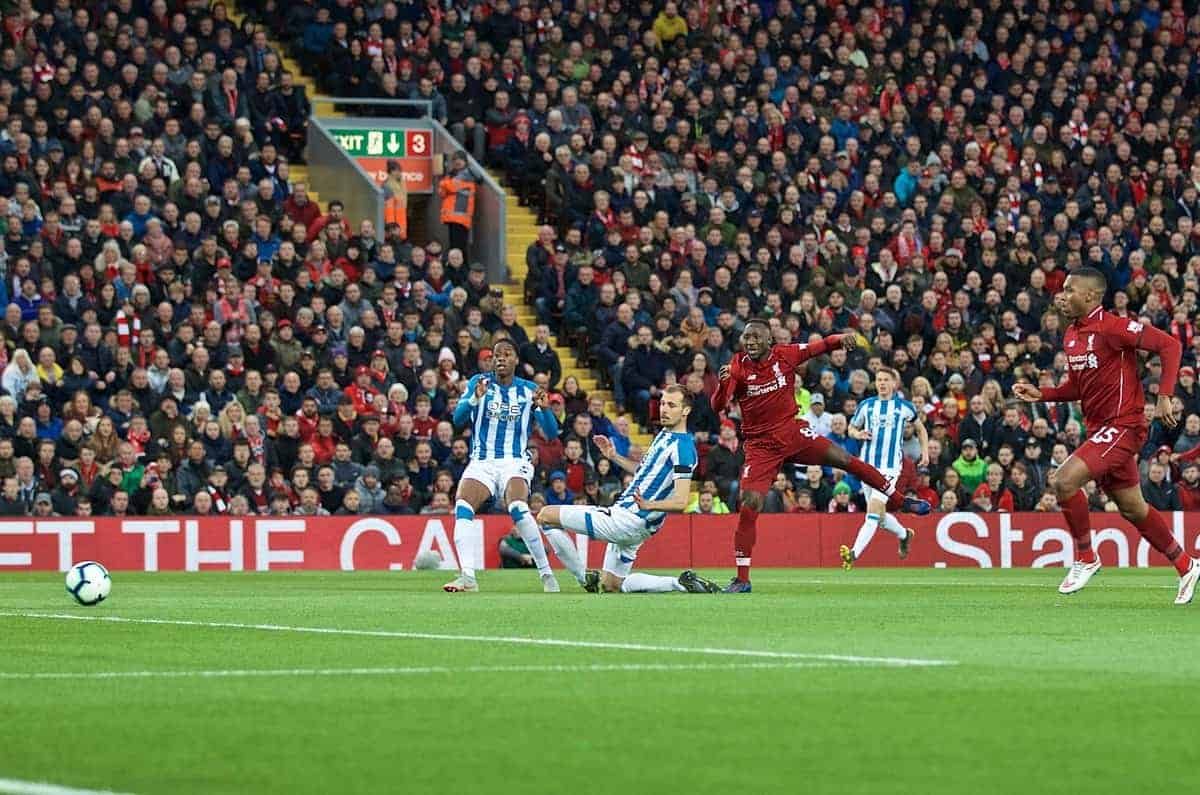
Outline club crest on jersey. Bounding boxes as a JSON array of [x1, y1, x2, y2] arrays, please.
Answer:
[[1087, 334, 1094, 352]]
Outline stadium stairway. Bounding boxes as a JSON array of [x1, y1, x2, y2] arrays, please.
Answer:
[[228, 0, 651, 451], [496, 188, 654, 451]]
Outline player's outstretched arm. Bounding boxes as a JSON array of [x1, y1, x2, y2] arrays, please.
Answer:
[[593, 434, 639, 474], [452, 376, 488, 427], [1016, 370, 1079, 404], [633, 480, 691, 513], [531, 387, 560, 438], [1136, 324, 1184, 428], [784, 333, 848, 368], [914, 418, 930, 468], [711, 360, 739, 413]]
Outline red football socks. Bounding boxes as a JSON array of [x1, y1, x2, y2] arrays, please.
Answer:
[[1061, 490, 1097, 563], [735, 504, 758, 582], [844, 457, 890, 494], [1132, 508, 1190, 575]]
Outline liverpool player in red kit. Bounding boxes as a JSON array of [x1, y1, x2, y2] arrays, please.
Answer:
[[711, 320, 930, 592], [1014, 268, 1200, 604]]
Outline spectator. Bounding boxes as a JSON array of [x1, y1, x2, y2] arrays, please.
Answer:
[[0, 0, 1189, 524], [1144, 462, 1181, 512], [953, 439, 988, 494]]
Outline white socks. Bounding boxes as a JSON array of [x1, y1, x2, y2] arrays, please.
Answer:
[[454, 499, 477, 580], [852, 511, 908, 559], [544, 528, 586, 584], [880, 512, 907, 539], [510, 501, 552, 577], [620, 573, 684, 593], [851, 513, 881, 559]]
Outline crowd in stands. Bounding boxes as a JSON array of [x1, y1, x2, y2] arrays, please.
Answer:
[[3, 0, 1200, 519]]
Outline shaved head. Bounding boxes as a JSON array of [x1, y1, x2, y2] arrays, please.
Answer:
[[1071, 266, 1107, 295]]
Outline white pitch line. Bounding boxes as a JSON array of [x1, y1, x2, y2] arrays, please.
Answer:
[[0, 778, 137, 795], [0, 661, 844, 682], [0, 611, 955, 667], [775, 578, 1177, 590]]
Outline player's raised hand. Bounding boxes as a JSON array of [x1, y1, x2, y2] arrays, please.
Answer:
[[1012, 383, 1042, 402], [474, 376, 489, 399], [592, 434, 615, 459], [719, 364, 731, 381], [533, 387, 549, 408], [1156, 394, 1179, 428]]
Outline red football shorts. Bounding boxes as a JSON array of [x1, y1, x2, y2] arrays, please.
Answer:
[[1071, 422, 1147, 494], [740, 420, 833, 494]]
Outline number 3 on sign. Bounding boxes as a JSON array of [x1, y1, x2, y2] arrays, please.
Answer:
[[407, 130, 430, 155]]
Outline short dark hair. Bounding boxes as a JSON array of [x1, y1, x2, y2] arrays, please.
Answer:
[[1071, 266, 1107, 294], [745, 318, 771, 332], [493, 338, 518, 355]]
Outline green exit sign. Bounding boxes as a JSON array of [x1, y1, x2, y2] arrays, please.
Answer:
[[330, 128, 407, 157]]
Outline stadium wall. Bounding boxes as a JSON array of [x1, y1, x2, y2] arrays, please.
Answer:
[[0, 513, 1193, 572]]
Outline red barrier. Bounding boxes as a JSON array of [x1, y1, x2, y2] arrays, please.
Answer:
[[0, 513, 1194, 571]]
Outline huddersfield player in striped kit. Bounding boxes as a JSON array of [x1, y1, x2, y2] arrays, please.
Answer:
[[841, 368, 929, 569], [538, 385, 721, 594], [444, 339, 560, 593]]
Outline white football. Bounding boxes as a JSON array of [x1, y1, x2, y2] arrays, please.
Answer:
[[65, 561, 111, 606]]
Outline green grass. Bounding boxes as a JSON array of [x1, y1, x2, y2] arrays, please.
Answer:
[[1, 568, 1199, 794]]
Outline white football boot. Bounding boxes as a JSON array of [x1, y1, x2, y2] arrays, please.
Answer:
[[1058, 559, 1102, 595]]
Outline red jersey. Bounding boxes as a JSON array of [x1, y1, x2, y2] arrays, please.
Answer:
[[712, 335, 842, 437], [1042, 306, 1180, 428]]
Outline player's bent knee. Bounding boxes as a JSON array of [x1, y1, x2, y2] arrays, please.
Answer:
[[1117, 500, 1148, 523], [601, 574, 622, 593], [1052, 478, 1079, 501], [537, 506, 558, 527], [508, 500, 531, 523], [741, 491, 763, 511]]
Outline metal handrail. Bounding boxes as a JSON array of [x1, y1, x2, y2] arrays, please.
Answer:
[[312, 97, 434, 113]]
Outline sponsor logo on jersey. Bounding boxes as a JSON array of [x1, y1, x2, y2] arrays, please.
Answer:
[[485, 401, 523, 421], [1067, 353, 1099, 371]]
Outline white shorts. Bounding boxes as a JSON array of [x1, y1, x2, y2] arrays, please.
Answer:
[[556, 504, 651, 578], [461, 457, 534, 498], [862, 465, 901, 507]]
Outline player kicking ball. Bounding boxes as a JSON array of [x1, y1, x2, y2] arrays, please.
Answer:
[[1014, 267, 1200, 604], [444, 339, 561, 593], [712, 320, 931, 593], [538, 384, 721, 594], [840, 368, 928, 569]]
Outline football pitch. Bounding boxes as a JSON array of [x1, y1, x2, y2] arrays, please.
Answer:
[[2, 568, 1199, 795]]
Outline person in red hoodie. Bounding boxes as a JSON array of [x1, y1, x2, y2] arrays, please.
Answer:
[[1179, 462, 1200, 511], [410, 393, 438, 438], [296, 396, 320, 441], [912, 465, 940, 507], [344, 366, 380, 417], [310, 414, 338, 464], [559, 436, 594, 494]]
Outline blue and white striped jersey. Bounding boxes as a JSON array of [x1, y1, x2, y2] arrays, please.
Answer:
[[850, 396, 917, 471], [615, 430, 697, 533], [454, 375, 558, 461]]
